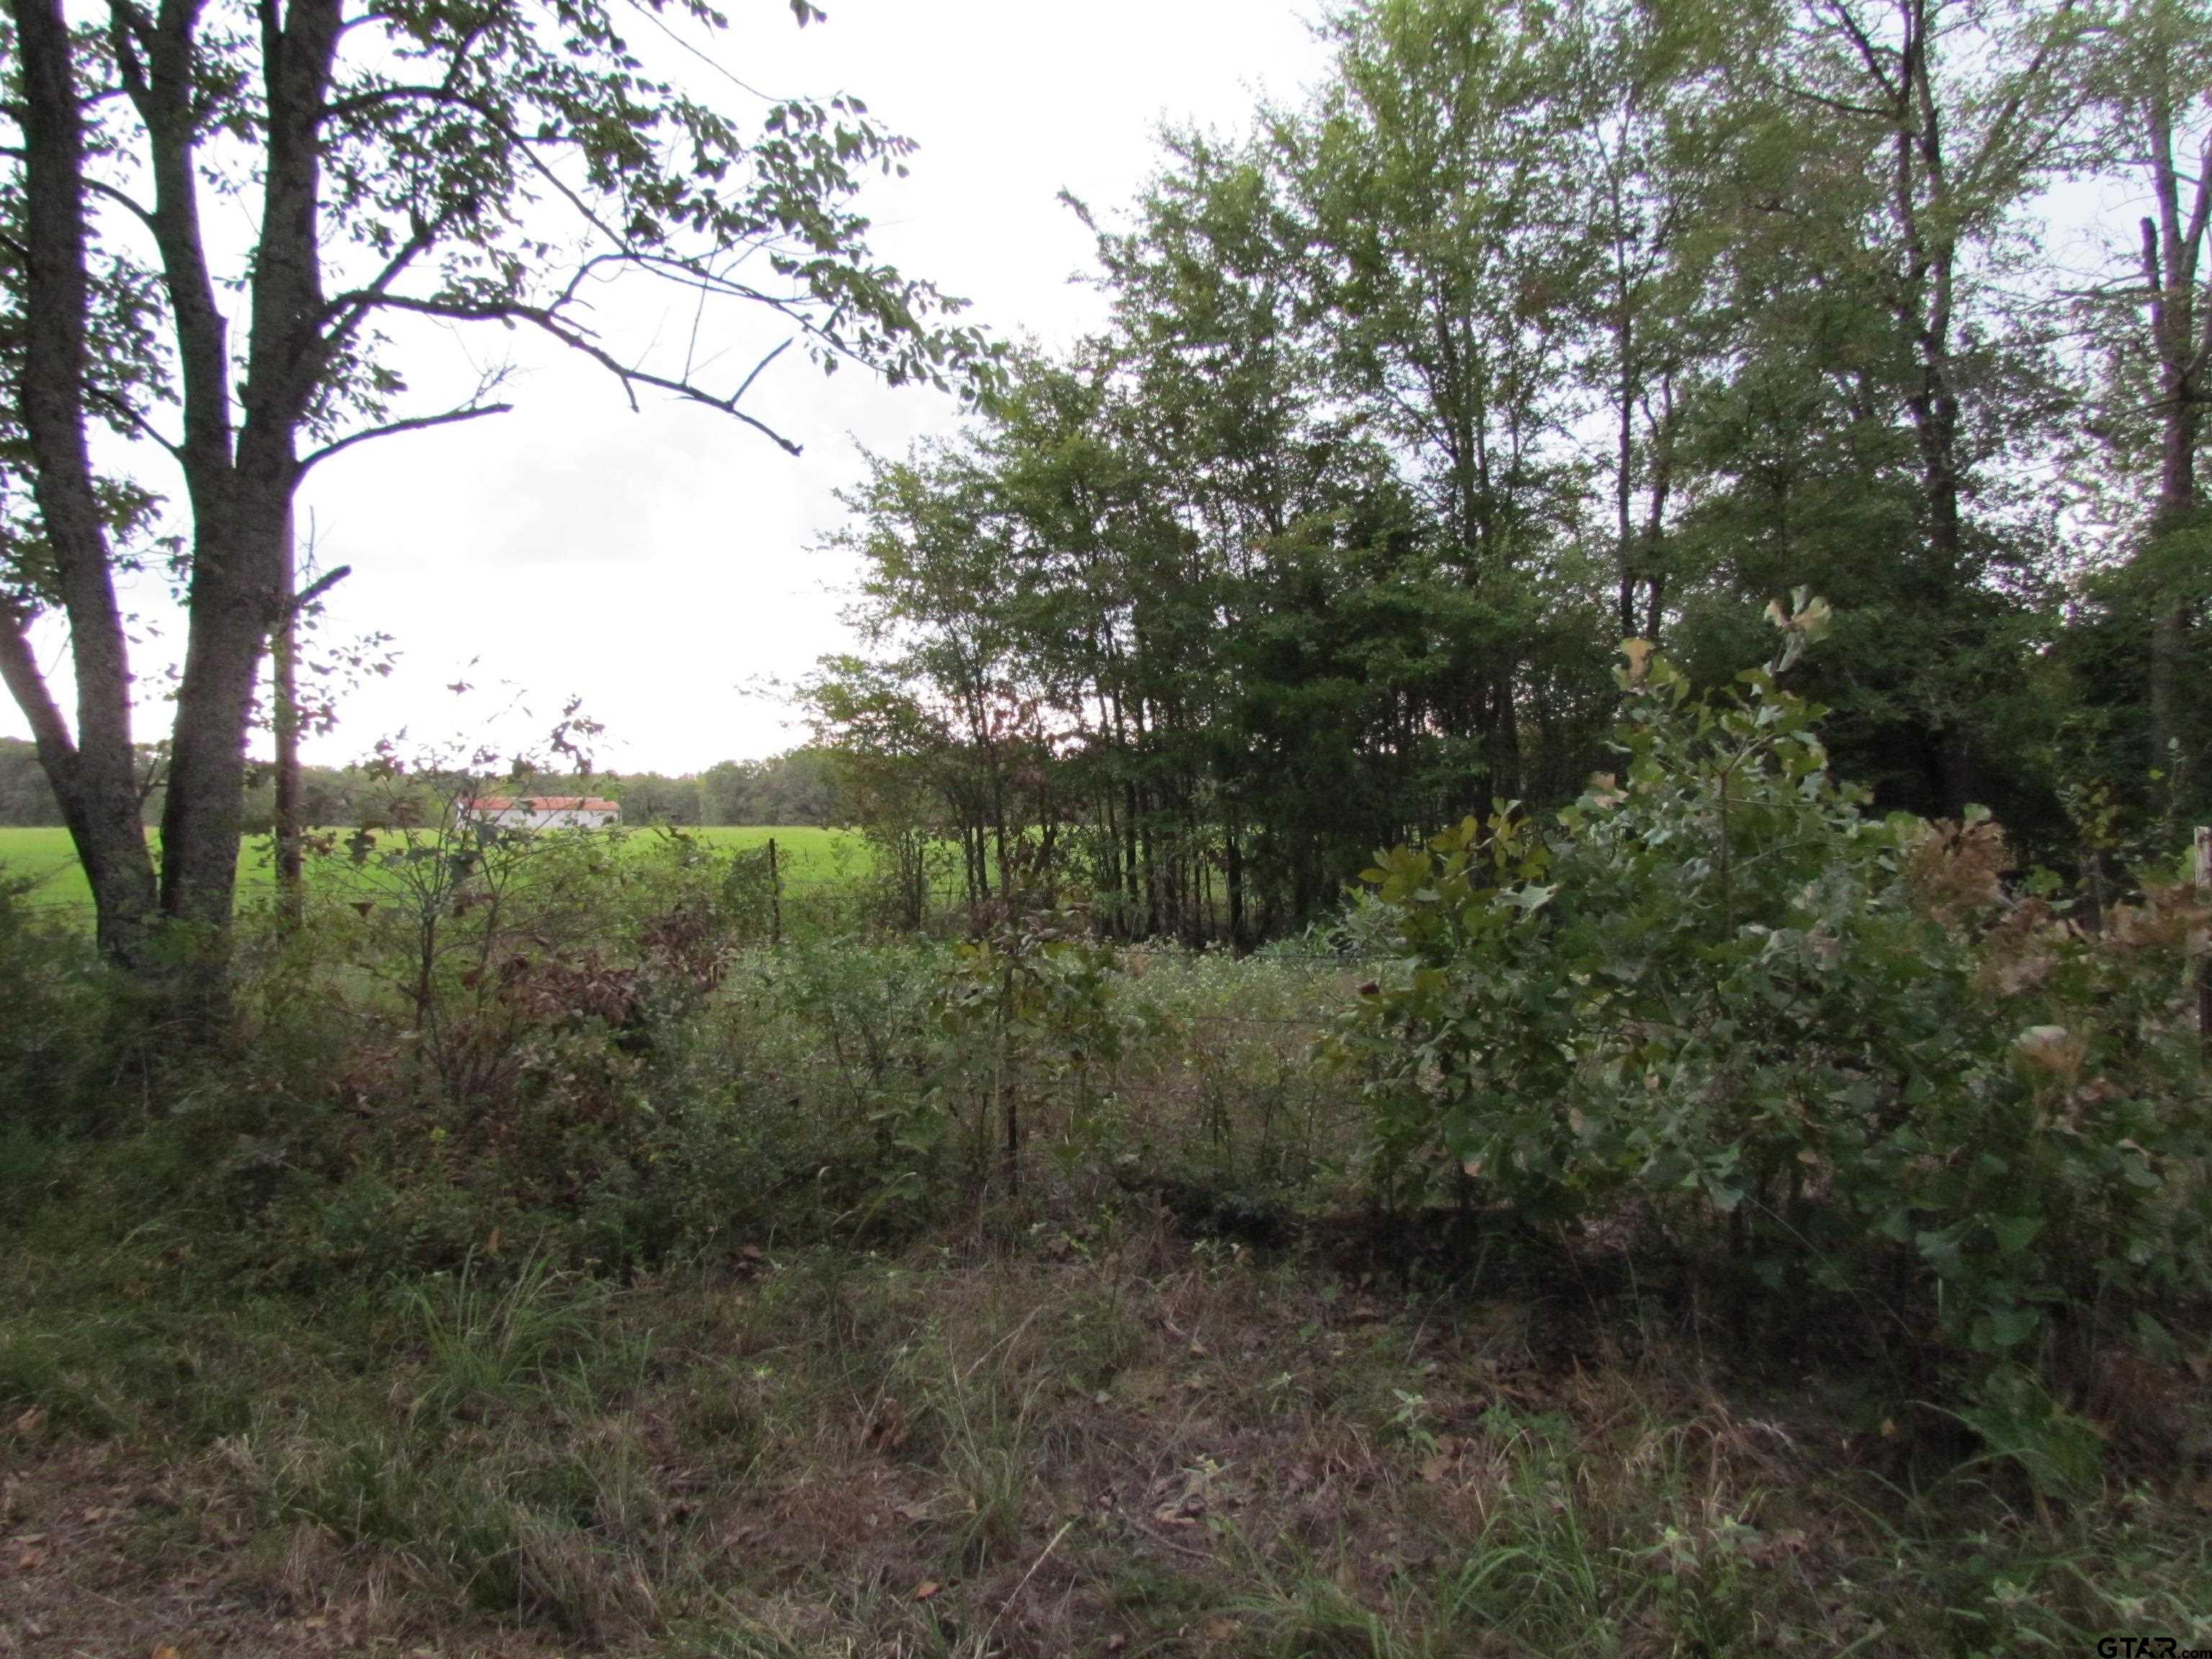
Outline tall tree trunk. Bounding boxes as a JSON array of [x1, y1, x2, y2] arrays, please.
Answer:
[[140, 0, 343, 962], [2136, 42, 2209, 775], [1616, 311, 1639, 640], [1486, 671, 1521, 804], [1642, 374, 1676, 644], [5, 0, 161, 965], [1122, 780, 1141, 923], [161, 532, 280, 938]]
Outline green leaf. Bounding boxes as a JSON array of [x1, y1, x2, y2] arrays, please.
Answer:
[[1969, 1305, 2040, 1351], [1991, 1215, 2041, 1256]]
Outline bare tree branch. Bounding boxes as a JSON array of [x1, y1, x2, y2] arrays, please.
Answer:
[[335, 292, 809, 452], [1961, 0, 2083, 197], [0, 148, 161, 230], [1817, 0, 1902, 102], [83, 383, 184, 460], [298, 398, 515, 472]]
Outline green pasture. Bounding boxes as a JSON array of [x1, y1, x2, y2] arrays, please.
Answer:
[[0, 823, 862, 919]]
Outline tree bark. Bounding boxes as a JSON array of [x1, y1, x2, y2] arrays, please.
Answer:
[[1616, 309, 1638, 641], [6, 0, 161, 965], [132, 0, 344, 963], [2135, 47, 2210, 773]]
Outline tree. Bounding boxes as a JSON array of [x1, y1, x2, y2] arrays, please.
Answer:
[[1566, 0, 1748, 644], [699, 759, 759, 825], [0, 737, 61, 824], [2084, 0, 2212, 782], [815, 437, 1055, 914], [1089, 130, 1421, 934], [1280, 0, 1592, 805], [0, 0, 986, 992], [614, 772, 703, 826], [1746, 0, 2091, 812], [797, 0, 2177, 938]]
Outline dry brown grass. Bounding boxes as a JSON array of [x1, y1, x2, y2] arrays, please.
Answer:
[[5, 1219, 2210, 1658]]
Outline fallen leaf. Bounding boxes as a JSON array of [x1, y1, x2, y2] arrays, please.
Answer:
[[151, 1646, 182, 1659], [912, 1579, 941, 1602]]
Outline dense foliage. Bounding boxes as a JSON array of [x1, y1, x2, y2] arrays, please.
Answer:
[[7, 615, 2205, 1417], [805, 0, 2211, 945], [4, 4, 2209, 1647], [1, 604, 2206, 1646], [1341, 601, 2211, 1452]]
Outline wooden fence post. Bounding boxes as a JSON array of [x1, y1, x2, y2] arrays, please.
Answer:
[[768, 836, 782, 950]]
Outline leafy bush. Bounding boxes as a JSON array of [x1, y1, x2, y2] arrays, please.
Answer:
[[0, 873, 123, 1140], [928, 910, 1123, 1200], [1339, 597, 2212, 1392]]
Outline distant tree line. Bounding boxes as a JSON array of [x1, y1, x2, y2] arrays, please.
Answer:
[[0, 737, 848, 831], [614, 749, 849, 828], [805, 0, 2212, 945], [0, 739, 66, 827]]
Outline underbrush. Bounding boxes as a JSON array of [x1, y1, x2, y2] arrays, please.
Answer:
[[19, 889, 1353, 1289], [1344, 604, 2212, 1483], [3, 1220, 2208, 1656], [4, 612, 2211, 1650]]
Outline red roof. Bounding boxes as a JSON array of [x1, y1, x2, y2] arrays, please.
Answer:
[[466, 796, 620, 812]]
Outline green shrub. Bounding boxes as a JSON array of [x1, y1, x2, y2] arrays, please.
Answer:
[[927, 910, 1122, 1201], [1339, 596, 2212, 1395], [0, 872, 117, 1138]]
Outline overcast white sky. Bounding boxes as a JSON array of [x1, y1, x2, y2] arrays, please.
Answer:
[[3, 0, 1334, 776]]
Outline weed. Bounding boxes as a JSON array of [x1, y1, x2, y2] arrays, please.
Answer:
[[399, 1249, 611, 1416]]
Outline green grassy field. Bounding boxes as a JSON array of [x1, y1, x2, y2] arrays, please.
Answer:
[[0, 823, 863, 917]]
